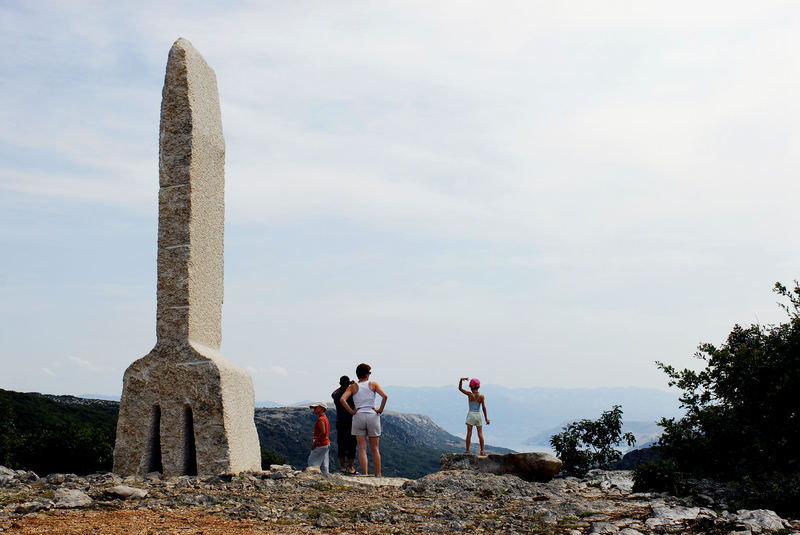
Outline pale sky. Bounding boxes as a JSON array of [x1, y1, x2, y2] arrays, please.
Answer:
[[2, 1, 799, 404]]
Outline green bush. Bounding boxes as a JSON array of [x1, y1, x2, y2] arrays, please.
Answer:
[[632, 458, 688, 495], [637, 282, 800, 516], [736, 472, 800, 515], [261, 448, 287, 467], [550, 405, 635, 477]]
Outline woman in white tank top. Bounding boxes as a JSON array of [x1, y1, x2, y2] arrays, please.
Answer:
[[352, 380, 377, 412], [339, 363, 388, 477]]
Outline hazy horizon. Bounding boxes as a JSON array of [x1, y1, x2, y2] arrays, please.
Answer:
[[30, 382, 677, 406]]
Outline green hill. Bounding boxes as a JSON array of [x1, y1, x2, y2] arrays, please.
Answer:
[[0, 389, 117, 475]]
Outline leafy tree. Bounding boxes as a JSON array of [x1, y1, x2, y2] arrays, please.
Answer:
[[634, 282, 800, 515], [550, 405, 635, 477]]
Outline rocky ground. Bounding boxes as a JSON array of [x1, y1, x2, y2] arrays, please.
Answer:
[[1, 464, 798, 534]]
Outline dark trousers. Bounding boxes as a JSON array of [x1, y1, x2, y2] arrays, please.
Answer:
[[336, 419, 357, 459]]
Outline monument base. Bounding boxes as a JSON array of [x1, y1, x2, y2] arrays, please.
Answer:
[[113, 341, 262, 477]]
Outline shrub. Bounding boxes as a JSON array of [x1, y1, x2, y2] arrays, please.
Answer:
[[636, 282, 800, 516], [632, 459, 688, 495], [550, 405, 635, 477], [261, 448, 287, 467]]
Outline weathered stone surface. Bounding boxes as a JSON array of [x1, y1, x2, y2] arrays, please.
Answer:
[[726, 509, 791, 533], [181, 494, 216, 506], [113, 38, 261, 477], [590, 521, 619, 533], [645, 502, 717, 528], [440, 452, 562, 481], [53, 488, 92, 508], [345, 475, 409, 487], [585, 469, 635, 493], [16, 471, 40, 483], [104, 485, 148, 500], [315, 512, 341, 527], [13, 501, 52, 514]]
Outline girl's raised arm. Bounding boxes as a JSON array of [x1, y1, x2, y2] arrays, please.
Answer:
[[458, 377, 471, 396]]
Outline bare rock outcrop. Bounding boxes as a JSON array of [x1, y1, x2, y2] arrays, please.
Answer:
[[1, 464, 797, 534], [440, 451, 563, 481]]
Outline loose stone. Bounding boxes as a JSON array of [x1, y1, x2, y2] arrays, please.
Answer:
[[104, 485, 148, 499], [53, 488, 92, 508]]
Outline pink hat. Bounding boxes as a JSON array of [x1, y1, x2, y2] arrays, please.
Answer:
[[469, 378, 480, 389]]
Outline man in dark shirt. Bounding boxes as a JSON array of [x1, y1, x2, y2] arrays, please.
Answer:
[[332, 375, 357, 473]]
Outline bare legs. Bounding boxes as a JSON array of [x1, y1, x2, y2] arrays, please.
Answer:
[[355, 435, 382, 477], [465, 424, 485, 455], [369, 436, 381, 477], [356, 435, 368, 475]]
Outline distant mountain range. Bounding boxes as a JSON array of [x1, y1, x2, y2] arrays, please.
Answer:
[[380, 385, 683, 452]]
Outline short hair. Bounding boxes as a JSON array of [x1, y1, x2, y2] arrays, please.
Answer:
[[355, 363, 371, 380], [339, 375, 351, 388]]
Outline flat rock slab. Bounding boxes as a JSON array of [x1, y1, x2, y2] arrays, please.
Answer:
[[297, 471, 409, 487], [104, 485, 148, 500], [334, 474, 410, 487], [440, 452, 562, 482], [54, 488, 92, 509]]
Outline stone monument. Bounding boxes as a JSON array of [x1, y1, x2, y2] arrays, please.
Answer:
[[113, 38, 262, 476]]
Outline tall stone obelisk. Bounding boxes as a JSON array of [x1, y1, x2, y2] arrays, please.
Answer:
[[113, 38, 262, 476]]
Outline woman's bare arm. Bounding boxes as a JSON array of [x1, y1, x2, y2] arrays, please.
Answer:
[[339, 384, 357, 415], [372, 382, 388, 414]]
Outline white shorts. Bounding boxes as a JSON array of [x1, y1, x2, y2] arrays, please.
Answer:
[[352, 411, 381, 437], [466, 411, 482, 427]]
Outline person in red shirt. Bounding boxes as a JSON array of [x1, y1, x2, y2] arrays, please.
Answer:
[[307, 402, 330, 473]]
